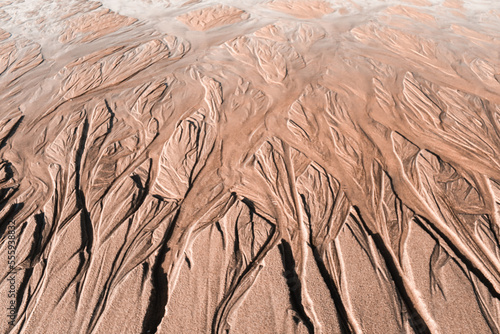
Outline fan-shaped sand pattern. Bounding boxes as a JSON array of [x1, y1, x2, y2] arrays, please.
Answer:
[[1, 1, 500, 334]]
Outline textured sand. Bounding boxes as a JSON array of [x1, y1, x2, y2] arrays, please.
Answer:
[[1, 0, 500, 333]]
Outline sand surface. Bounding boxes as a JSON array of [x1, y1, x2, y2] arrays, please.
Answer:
[[1, 0, 500, 333]]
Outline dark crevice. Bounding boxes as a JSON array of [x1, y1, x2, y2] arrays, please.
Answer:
[[371, 232, 431, 334], [212, 199, 278, 334], [141, 208, 179, 334], [15, 267, 33, 315], [415, 215, 500, 300], [30, 213, 46, 264], [278, 239, 315, 334], [310, 246, 353, 334], [300, 193, 352, 334], [0, 116, 24, 151], [75, 118, 93, 260], [352, 206, 431, 334]]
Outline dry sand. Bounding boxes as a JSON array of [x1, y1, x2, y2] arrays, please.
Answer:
[[1, 0, 500, 333]]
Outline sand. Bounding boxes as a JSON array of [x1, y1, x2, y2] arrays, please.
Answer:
[[1, 0, 500, 333]]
